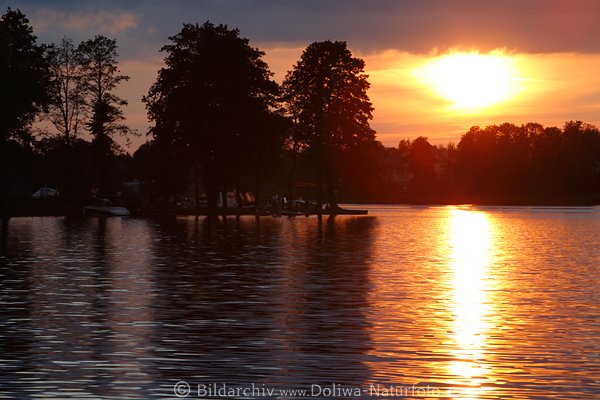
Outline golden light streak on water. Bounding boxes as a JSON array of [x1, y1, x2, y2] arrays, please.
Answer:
[[447, 209, 494, 399]]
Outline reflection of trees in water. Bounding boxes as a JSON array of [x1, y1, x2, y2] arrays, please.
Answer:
[[150, 215, 377, 390], [0, 220, 35, 395], [150, 216, 285, 386], [1, 216, 377, 396], [273, 216, 376, 387], [0, 218, 116, 396], [97, 218, 158, 398], [55, 217, 115, 396], [38, 217, 159, 398], [1, 217, 161, 398], [24, 218, 116, 397]]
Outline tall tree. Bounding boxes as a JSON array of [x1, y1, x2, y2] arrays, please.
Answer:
[[46, 37, 84, 147], [78, 35, 131, 193], [283, 41, 375, 209], [144, 22, 279, 213], [0, 8, 50, 218], [45, 37, 87, 200]]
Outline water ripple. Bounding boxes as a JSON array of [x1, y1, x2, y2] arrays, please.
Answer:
[[0, 208, 599, 398]]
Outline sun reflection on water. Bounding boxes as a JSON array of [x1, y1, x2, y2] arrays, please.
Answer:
[[447, 209, 494, 399]]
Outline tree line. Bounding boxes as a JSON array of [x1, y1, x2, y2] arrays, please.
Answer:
[[1, 8, 133, 217], [355, 121, 600, 204], [3, 8, 600, 218], [1, 9, 376, 215]]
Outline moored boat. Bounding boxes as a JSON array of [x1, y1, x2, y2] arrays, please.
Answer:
[[84, 198, 130, 216], [83, 205, 131, 217]]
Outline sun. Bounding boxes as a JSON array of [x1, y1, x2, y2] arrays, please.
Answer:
[[415, 51, 521, 112]]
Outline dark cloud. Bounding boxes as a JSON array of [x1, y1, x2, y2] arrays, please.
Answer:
[[6, 0, 600, 59]]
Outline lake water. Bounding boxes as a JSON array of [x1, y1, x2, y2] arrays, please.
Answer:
[[1, 206, 599, 399]]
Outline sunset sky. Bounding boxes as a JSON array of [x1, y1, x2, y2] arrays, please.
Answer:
[[8, 0, 600, 151]]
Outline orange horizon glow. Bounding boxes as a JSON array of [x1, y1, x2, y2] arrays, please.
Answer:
[[105, 48, 600, 151]]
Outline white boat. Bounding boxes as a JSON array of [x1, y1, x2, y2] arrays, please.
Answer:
[[83, 205, 130, 216], [84, 198, 130, 216]]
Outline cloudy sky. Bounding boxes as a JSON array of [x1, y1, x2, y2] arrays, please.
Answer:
[[6, 0, 600, 151]]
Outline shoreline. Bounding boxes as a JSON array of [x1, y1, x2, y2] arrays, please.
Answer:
[[4, 196, 600, 218]]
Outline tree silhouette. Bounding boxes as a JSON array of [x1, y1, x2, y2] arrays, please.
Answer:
[[560, 120, 600, 193], [0, 8, 50, 218], [408, 136, 437, 197], [283, 41, 375, 209], [78, 35, 132, 193], [45, 37, 88, 200], [455, 121, 600, 200], [46, 37, 85, 148], [144, 22, 280, 213]]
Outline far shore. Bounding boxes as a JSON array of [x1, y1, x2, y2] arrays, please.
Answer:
[[4, 194, 600, 218]]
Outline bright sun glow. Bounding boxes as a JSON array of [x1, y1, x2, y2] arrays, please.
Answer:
[[415, 52, 521, 112]]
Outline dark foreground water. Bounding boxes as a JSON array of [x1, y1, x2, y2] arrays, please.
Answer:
[[0, 206, 599, 399]]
